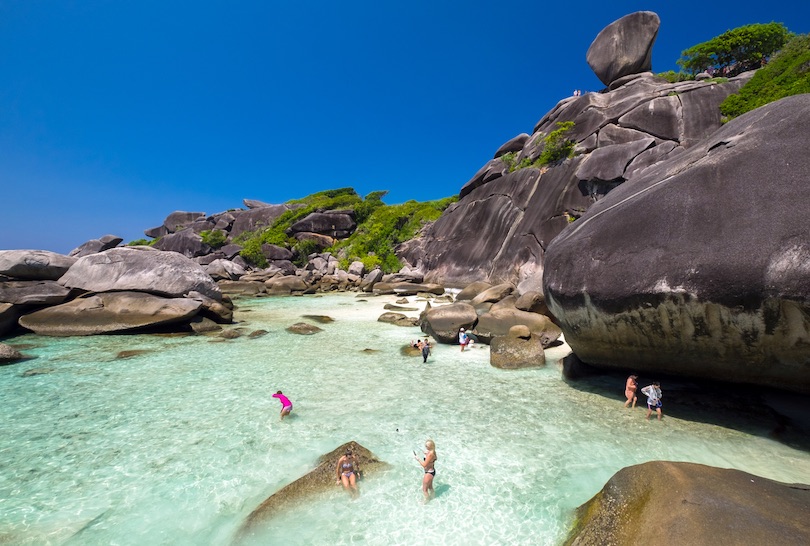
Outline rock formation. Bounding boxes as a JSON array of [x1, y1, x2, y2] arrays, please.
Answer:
[[398, 70, 751, 291], [566, 461, 810, 545], [543, 95, 810, 393], [234, 441, 388, 543], [490, 325, 546, 369], [586, 11, 660, 87], [18, 291, 203, 335]]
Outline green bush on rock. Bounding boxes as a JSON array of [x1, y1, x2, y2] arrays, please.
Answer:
[[720, 33, 810, 119]]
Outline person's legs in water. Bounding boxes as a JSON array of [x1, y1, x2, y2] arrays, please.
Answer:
[[422, 471, 435, 503]]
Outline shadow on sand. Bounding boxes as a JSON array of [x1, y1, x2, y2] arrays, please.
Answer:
[[561, 363, 810, 452]]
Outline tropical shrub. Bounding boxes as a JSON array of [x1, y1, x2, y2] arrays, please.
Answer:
[[537, 121, 576, 165], [720, 33, 810, 119], [199, 229, 227, 249], [677, 22, 793, 76], [656, 70, 694, 83]]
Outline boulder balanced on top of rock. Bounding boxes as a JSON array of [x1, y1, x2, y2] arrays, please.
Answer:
[[586, 11, 660, 87]]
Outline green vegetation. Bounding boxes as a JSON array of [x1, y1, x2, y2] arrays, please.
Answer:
[[720, 32, 810, 119], [656, 70, 693, 83], [200, 229, 227, 249], [537, 121, 577, 165], [677, 22, 793, 76], [501, 122, 576, 173], [126, 238, 155, 246], [333, 197, 456, 272], [235, 188, 456, 272]]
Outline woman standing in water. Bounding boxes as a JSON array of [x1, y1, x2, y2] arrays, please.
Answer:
[[624, 375, 638, 408], [336, 448, 360, 498], [414, 439, 437, 503]]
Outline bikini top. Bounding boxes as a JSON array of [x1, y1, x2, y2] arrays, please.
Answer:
[[342, 460, 353, 469]]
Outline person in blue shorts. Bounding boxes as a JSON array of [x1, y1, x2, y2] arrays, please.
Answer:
[[641, 382, 663, 420]]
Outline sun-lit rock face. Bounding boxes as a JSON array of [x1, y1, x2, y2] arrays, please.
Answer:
[[543, 95, 810, 393], [586, 11, 660, 87]]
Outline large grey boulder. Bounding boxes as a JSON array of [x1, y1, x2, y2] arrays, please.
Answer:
[[58, 247, 222, 301], [567, 461, 810, 546], [399, 71, 751, 292], [420, 302, 477, 344], [151, 228, 211, 258], [543, 95, 810, 394], [229, 204, 300, 239], [287, 211, 357, 238], [69, 234, 123, 258], [0, 250, 77, 281], [490, 326, 546, 369], [18, 291, 202, 335], [586, 11, 660, 87], [474, 306, 561, 346], [205, 259, 246, 281], [0, 280, 72, 306], [265, 276, 309, 295]]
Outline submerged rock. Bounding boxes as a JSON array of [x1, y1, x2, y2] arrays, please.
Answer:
[[235, 441, 389, 543], [286, 322, 323, 335]]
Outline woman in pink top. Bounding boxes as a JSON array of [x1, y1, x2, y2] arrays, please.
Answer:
[[272, 391, 292, 420]]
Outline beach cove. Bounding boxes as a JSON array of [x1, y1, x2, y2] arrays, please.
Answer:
[[1, 292, 809, 546]]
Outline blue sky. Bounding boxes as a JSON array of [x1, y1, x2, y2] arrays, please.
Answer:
[[2, 1, 808, 253]]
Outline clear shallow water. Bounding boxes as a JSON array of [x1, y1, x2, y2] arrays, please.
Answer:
[[0, 293, 808, 546]]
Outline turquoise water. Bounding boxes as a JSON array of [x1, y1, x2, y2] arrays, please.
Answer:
[[1, 293, 808, 546]]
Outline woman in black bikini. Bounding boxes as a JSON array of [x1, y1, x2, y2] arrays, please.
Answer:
[[336, 448, 360, 498], [414, 439, 437, 503]]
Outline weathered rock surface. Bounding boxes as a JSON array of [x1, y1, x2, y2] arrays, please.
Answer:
[[58, 247, 222, 301], [0, 342, 25, 362], [490, 326, 546, 369], [69, 234, 123, 258], [265, 276, 309, 295], [586, 11, 660, 87], [543, 95, 810, 393], [235, 441, 389, 542], [377, 312, 418, 327], [420, 302, 477, 344], [0, 250, 77, 281], [0, 280, 72, 306], [18, 291, 202, 335], [152, 228, 211, 258], [474, 306, 561, 346], [399, 71, 750, 292], [566, 461, 810, 546], [286, 322, 323, 335], [205, 259, 246, 281], [287, 210, 357, 238]]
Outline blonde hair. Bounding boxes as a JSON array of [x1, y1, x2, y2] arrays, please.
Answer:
[[425, 439, 435, 452]]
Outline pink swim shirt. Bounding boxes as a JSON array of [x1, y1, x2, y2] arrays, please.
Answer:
[[273, 392, 292, 407]]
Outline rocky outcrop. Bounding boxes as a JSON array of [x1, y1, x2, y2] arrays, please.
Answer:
[[474, 305, 561, 346], [235, 441, 389, 542], [490, 325, 546, 369], [543, 95, 810, 393], [0, 342, 25, 362], [0, 280, 72, 306], [398, 71, 751, 291], [151, 228, 211, 257], [420, 302, 477, 344], [566, 461, 810, 546], [0, 250, 77, 281], [586, 11, 660, 87], [58, 247, 222, 301], [18, 291, 202, 335], [377, 312, 418, 327], [69, 234, 123, 257], [287, 210, 357, 239]]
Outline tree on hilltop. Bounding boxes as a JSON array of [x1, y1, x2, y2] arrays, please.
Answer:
[[677, 22, 793, 76]]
